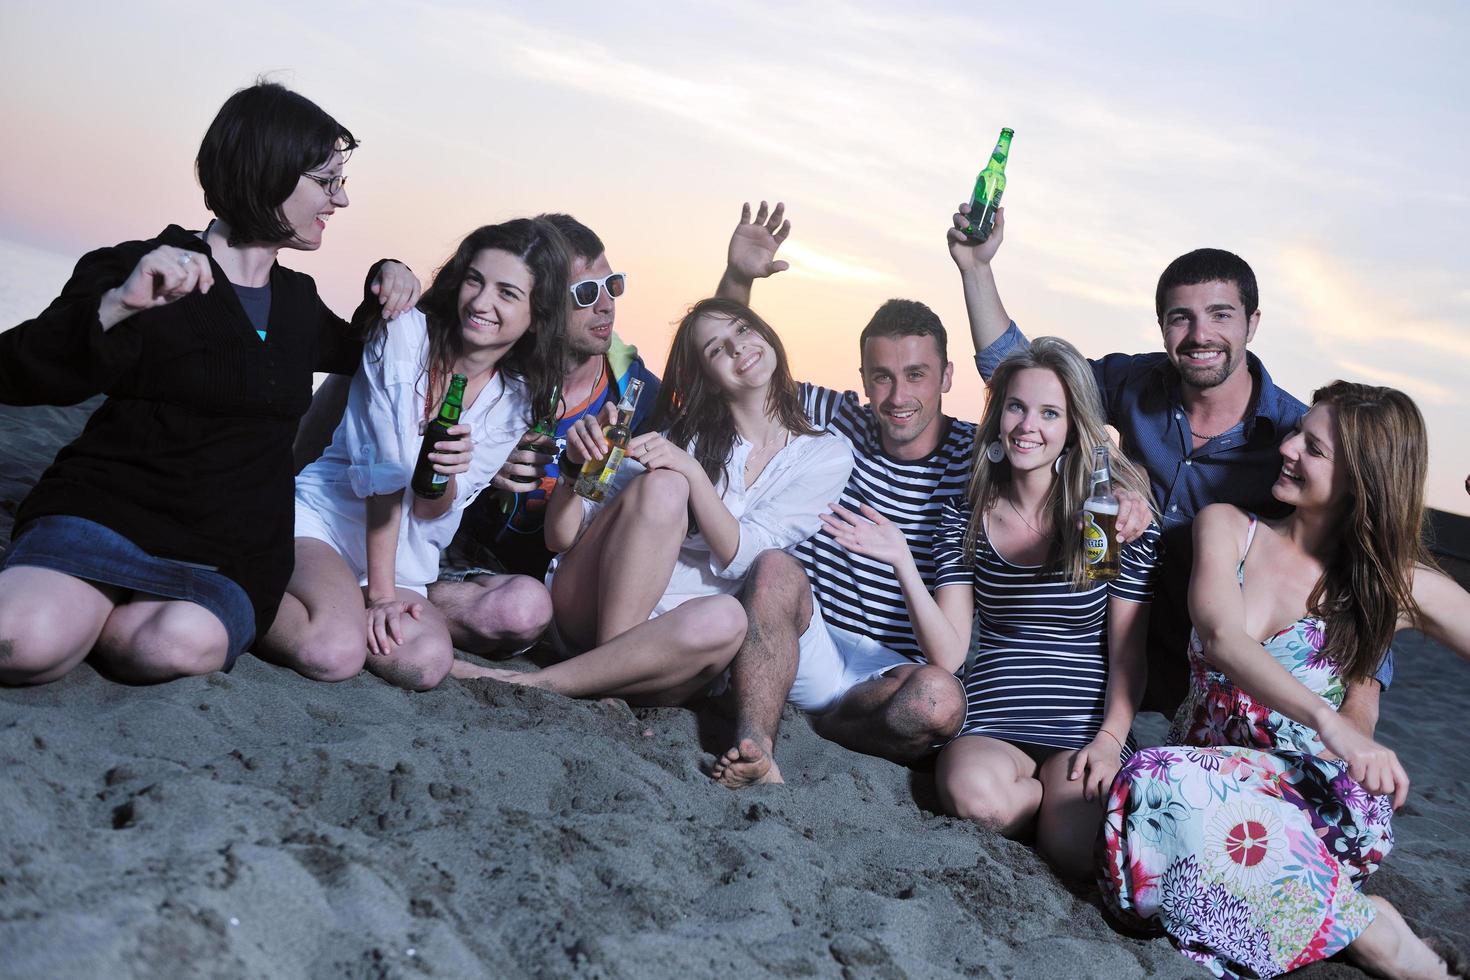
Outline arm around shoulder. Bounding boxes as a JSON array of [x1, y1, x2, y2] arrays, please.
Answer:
[[1407, 562, 1470, 660]]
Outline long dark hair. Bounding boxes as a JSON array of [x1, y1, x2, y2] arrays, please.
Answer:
[[378, 219, 569, 425], [1308, 381, 1436, 683], [647, 297, 817, 487]]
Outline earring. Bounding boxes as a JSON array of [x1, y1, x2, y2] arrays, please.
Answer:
[[1054, 449, 1068, 474], [985, 440, 1005, 464]]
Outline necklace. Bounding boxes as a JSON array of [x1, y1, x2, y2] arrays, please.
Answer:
[[1004, 495, 1051, 538]]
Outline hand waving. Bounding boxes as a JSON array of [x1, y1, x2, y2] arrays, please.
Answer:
[[819, 501, 913, 569], [727, 201, 791, 282]]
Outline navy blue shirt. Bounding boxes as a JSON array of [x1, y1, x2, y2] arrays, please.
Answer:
[[978, 321, 1391, 709]]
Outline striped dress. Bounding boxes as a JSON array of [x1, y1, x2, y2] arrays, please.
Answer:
[[934, 497, 1160, 750], [796, 384, 976, 661]]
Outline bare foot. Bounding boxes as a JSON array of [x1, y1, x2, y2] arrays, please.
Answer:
[[1347, 895, 1451, 979], [711, 738, 784, 789]]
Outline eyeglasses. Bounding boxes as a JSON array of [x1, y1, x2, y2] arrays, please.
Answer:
[[568, 272, 627, 308], [302, 172, 348, 196]]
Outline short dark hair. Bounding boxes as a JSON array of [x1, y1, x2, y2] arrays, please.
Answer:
[[859, 299, 948, 364], [196, 81, 357, 247], [1154, 248, 1259, 319], [536, 213, 605, 264]]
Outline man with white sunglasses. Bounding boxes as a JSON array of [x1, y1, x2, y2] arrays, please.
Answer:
[[434, 214, 661, 620]]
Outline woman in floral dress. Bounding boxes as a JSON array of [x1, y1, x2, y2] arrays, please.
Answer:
[[1100, 381, 1469, 979]]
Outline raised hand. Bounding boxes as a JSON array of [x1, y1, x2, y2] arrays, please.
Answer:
[[101, 246, 215, 329], [819, 502, 914, 569], [727, 200, 791, 283], [370, 260, 421, 319], [947, 202, 1005, 272]]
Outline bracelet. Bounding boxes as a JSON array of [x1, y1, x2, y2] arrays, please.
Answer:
[[557, 448, 581, 477], [1096, 729, 1124, 749]]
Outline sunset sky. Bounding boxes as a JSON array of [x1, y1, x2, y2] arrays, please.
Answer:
[[2, 1, 1466, 514]]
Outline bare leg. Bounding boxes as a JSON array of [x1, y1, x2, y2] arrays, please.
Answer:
[[812, 663, 965, 763], [1034, 749, 1106, 878], [0, 566, 119, 686], [711, 550, 809, 788], [935, 735, 1043, 837], [255, 539, 368, 682], [549, 470, 689, 648], [362, 587, 454, 692], [481, 595, 746, 706], [1347, 896, 1452, 979], [92, 597, 230, 683], [428, 573, 551, 657]]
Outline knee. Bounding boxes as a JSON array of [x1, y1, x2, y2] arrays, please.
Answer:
[[890, 666, 966, 740], [625, 469, 690, 526], [395, 639, 454, 692], [743, 550, 811, 622], [295, 629, 366, 683], [692, 595, 748, 660], [126, 605, 229, 676], [0, 603, 74, 683], [938, 767, 1020, 832], [484, 577, 552, 642]]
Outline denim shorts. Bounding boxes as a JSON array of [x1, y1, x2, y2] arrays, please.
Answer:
[[2, 515, 255, 670]]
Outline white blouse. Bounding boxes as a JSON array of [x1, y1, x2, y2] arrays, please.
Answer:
[[295, 309, 530, 592], [558, 429, 854, 616]]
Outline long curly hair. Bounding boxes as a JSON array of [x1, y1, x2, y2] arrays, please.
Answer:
[[1307, 380, 1436, 683], [965, 336, 1154, 589], [368, 219, 570, 426], [647, 297, 817, 488]]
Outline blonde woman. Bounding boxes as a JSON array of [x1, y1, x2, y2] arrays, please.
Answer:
[[822, 336, 1158, 876]]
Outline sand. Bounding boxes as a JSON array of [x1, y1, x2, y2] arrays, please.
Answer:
[[2, 400, 1467, 979]]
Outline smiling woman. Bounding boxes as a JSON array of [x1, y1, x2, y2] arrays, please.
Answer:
[[0, 80, 419, 689], [262, 219, 570, 692]]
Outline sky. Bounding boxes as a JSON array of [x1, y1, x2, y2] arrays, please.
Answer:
[[2, 1, 1467, 515]]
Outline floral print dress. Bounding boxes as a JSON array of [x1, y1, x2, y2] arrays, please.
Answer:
[[1098, 517, 1392, 979]]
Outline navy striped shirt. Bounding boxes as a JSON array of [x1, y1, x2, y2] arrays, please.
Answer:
[[934, 498, 1160, 750], [796, 384, 976, 661]]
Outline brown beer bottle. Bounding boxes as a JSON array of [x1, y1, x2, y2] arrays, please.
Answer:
[[411, 373, 468, 498]]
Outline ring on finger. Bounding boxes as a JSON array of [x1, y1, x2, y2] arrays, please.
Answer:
[[178, 252, 192, 266]]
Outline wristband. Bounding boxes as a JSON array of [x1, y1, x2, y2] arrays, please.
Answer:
[[557, 448, 582, 480]]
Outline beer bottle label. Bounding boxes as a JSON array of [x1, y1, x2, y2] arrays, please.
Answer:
[[1083, 512, 1107, 565], [597, 447, 626, 484], [430, 471, 448, 486]]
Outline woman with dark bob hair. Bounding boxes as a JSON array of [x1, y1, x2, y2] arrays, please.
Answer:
[[1101, 382, 1470, 978], [0, 81, 418, 686], [264, 220, 569, 691], [472, 297, 853, 706]]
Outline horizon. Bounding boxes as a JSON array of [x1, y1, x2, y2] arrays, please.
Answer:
[[2, 1, 1466, 515]]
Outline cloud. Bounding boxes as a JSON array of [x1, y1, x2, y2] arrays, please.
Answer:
[[778, 240, 895, 285]]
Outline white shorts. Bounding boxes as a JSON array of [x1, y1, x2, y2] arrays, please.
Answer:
[[293, 500, 429, 598], [790, 604, 916, 714]]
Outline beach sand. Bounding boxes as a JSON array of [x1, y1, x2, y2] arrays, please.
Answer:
[[3, 401, 1467, 979]]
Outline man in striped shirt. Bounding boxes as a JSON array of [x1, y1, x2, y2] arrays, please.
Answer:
[[708, 204, 974, 788]]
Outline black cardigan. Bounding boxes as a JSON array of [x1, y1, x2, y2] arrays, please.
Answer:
[[0, 224, 382, 642]]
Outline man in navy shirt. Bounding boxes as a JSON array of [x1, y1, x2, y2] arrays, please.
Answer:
[[950, 207, 1386, 730]]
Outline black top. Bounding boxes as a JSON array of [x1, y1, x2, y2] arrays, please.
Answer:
[[0, 224, 383, 640]]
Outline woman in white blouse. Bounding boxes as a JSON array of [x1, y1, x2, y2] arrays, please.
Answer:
[[476, 297, 853, 705], [260, 220, 568, 691]]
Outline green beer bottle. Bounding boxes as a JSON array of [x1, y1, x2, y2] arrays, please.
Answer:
[[411, 373, 468, 499], [964, 127, 1014, 243], [497, 382, 563, 514]]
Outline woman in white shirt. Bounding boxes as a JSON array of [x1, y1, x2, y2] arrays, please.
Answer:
[[477, 297, 853, 705], [259, 219, 568, 691]]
